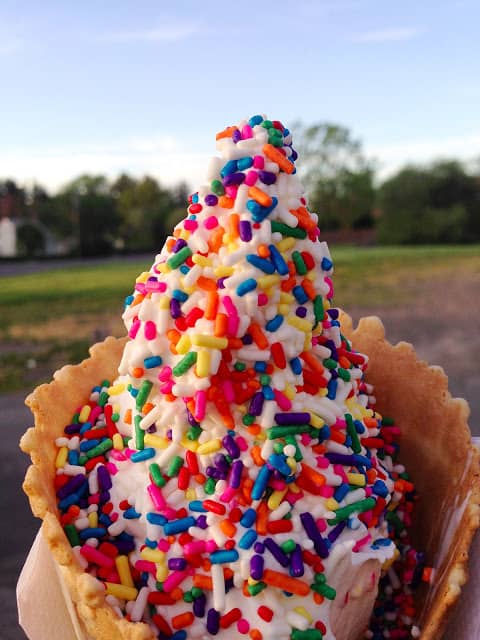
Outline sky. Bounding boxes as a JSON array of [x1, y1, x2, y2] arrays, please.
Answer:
[[1, 0, 479, 193]]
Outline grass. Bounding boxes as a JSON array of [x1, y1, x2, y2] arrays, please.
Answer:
[[1, 245, 479, 392]]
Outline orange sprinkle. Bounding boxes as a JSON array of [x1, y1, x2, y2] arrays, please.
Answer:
[[338, 356, 351, 369], [242, 581, 251, 598], [124, 409, 132, 425], [218, 195, 234, 209], [196, 276, 217, 291], [301, 278, 316, 300], [172, 612, 194, 629], [170, 587, 184, 601], [205, 291, 219, 321], [364, 417, 379, 429], [257, 243, 270, 258], [313, 592, 325, 605], [165, 393, 176, 402], [193, 574, 212, 590], [329, 429, 346, 444], [194, 473, 206, 485], [219, 519, 237, 538], [248, 186, 272, 207], [280, 275, 296, 292], [312, 443, 327, 455], [247, 424, 261, 437], [249, 322, 269, 349], [263, 144, 295, 174], [300, 463, 326, 487], [167, 329, 180, 345], [214, 313, 228, 337], [422, 567, 434, 583], [255, 501, 268, 536], [228, 213, 240, 238], [262, 569, 310, 596], [208, 225, 226, 253], [250, 630, 263, 640], [173, 228, 181, 238], [130, 294, 145, 307], [290, 206, 317, 232], [142, 402, 154, 416], [216, 126, 238, 140], [166, 237, 176, 251], [228, 337, 243, 350], [366, 469, 377, 484], [301, 351, 324, 375]]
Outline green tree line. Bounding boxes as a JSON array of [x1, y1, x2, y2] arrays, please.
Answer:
[[1, 123, 479, 256]]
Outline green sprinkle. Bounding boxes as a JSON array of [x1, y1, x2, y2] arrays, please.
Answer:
[[98, 391, 110, 407], [285, 435, 303, 461], [149, 462, 166, 487], [292, 251, 307, 275], [386, 511, 404, 534], [183, 591, 194, 603], [78, 454, 87, 466], [172, 351, 197, 376], [311, 581, 336, 600], [346, 413, 361, 454], [167, 455, 183, 477], [191, 587, 203, 598], [382, 416, 395, 426], [134, 415, 145, 450], [313, 295, 324, 327], [247, 581, 267, 596], [280, 539, 296, 553], [64, 524, 80, 547], [136, 380, 153, 411], [204, 477, 217, 495], [187, 425, 202, 441], [72, 412, 80, 424], [211, 179, 225, 196], [270, 220, 307, 239], [242, 414, 255, 426], [167, 246, 193, 270], [259, 374, 271, 386], [291, 629, 323, 640], [323, 358, 337, 370], [337, 368, 351, 381], [327, 497, 376, 525], [111, 412, 120, 422], [262, 119, 273, 129], [86, 438, 113, 459], [234, 361, 246, 371], [267, 425, 311, 439]]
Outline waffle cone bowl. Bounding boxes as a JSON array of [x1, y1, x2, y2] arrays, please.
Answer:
[[20, 316, 480, 640]]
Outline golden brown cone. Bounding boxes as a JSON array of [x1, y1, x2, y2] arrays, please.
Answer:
[[20, 317, 480, 639]]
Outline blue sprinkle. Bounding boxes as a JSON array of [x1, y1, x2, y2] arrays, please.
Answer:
[[373, 480, 389, 498], [129, 387, 138, 398], [179, 265, 190, 275], [191, 193, 199, 203], [210, 549, 239, 564], [254, 361, 267, 372], [290, 357, 302, 375], [292, 285, 309, 305], [265, 314, 284, 332], [146, 512, 167, 526], [220, 159, 238, 177], [164, 517, 196, 535], [188, 500, 208, 512], [251, 465, 271, 500], [334, 483, 350, 502], [268, 244, 289, 275], [318, 425, 331, 441], [249, 114, 263, 126], [327, 378, 337, 400], [99, 513, 112, 527], [144, 356, 162, 369], [268, 454, 292, 477], [130, 448, 156, 463], [250, 196, 278, 222], [240, 508, 257, 528], [236, 278, 257, 296], [80, 439, 100, 452], [145, 538, 157, 548], [124, 507, 142, 519], [321, 257, 333, 271], [246, 199, 261, 216], [262, 385, 274, 400], [246, 254, 275, 274], [68, 450, 79, 465], [237, 156, 253, 171], [239, 529, 257, 550], [79, 527, 107, 540], [124, 294, 134, 307], [58, 493, 81, 511], [172, 289, 189, 302], [79, 422, 92, 434]]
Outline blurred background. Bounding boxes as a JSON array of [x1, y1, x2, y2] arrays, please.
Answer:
[[1, 1, 479, 638]]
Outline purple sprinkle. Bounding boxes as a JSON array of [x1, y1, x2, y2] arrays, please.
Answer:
[[324, 453, 358, 466], [249, 391, 264, 417], [193, 593, 206, 617], [99, 490, 110, 504], [186, 408, 200, 428], [229, 460, 243, 488], [223, 172, 245, 187], [290, 544, 304, 577], [241, 334, 253, 345], [214, 453, 230, 473], [146, 424, 157, 434], [196, 515, 208, 529], [222, 434, 240, 459], [239, 220, 252, 242], [217, 277, 227, 289], [56, 474, 86, 499], [206, 608, 220, 635], [296, 306, 307, 318], [250, 554, 264, 580], [253, 542, 265, 554], [170, 298, 182, 319], [274, 412, 311, 425], [258, 170, 277, 185], [206, 466, 227, 480], [168, 557, 187, 571], [300, 512, 330, 558], [232, 129, 242, 143], [97, 465, 112, 491], [328, 521, 346, 544], [172, 238, 187, 253], [204, 194, 218, 206], [64, 424, 81, 435], [264, 537, 290, 567]]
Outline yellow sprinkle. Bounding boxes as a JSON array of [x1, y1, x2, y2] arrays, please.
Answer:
[[196, 349, 210, 378], [305, 271, 316, 281], [278, 304, 290, 316], [287, 316, 311, 333], [196, 439, 222, 455], [55, 447, 68, 469], [185, 488, 197, 500], [88, 511, 98, 528], [192, 254, 211, 266], [284, 384, 296, 400], [115, 555, 134, 588], [288, 483, 301, 494], [268, 489, 287, 510], [159, 296, 170, 310], [135, 271, 150, 284], [280, 292, 294, 303], [180, 437, 199, 452], [294, 607, 313, 623], [325, 498, 340, 511], [144, 434, 169, 449], [105, 583, 138, 601], [112, 433, 124, 451], [309, 413, 325, 428], [176, 335, 192, 355], [227, 241, 238, 252], [78, 405, 91, 423], [257, 274, 280, 289], [347, 473, 366, 487], [107, 383, 126, 396], [319, 388, 328, 397], [156, 564, 168, 582], [304, 332, 312, 351], [277, 237, 296, 252], [286, 457, 297, 472], [140, 548, 165, 563], [247, 577, 259, 586], [157, 263, 170, 274], [190, 335, 228, 350], [214, 265, 234, 277], [179, 229, 190, 240]]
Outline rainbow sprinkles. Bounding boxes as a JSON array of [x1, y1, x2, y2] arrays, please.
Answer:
[[53, 115, 428, 640]]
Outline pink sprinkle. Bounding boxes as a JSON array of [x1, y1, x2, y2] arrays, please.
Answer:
[[335, 417, 347, 428], [220, 486, 236, 502], [319, 486, 334, 498], [89, 406, 102, 424], [88, 494, 100, 505], [316, 456, 329, 469], [236, 436, 248, 452], [300, 434, 312, 446], [144, 320, 157, 340], [124, 448, 135, 459], [237, 619, 250, 634], [194, 390, 206, 421], [147, 484, 167, 510], [245, 170, 258, 186], [109, 450, 127, 462], [324, 276, 334, 298], [222, 295, 237, 317], [145, 280, 167, 293], [106, 570, 119, 583], [80, 545, 114, 568], [365, 487, 373, 497], [184, 540, 206, 555], [158, 366, 172, 382], [204, 216, 219, 229], [205, 540, 218, 553], [162, 507, 177, 520], [270, 480, 286, 491], [334, 464, 348, 482], [158, 539, 170, 552], [105, 462, 118, 475], [241, 124, 253, 139], [286, 491, 303, 505], [316, 518, 327, 533], [225, 185, 238, 199], [353, 534, 371, 552], [135, 559, 157, 574], [253, 155, 264, 169], [110, 512, 119, 522], [227, 315, 240, 336], [163, 570, 189, 593], [273, 389, 292, 411], [128, 319, 140, 339], [184, 219, 198, 231], [222, 380, 234, 403], [257, 293, 268, 306], [160, 380, 174, 394]]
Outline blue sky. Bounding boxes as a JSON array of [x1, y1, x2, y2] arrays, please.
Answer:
[[1, 0, 479, 192]]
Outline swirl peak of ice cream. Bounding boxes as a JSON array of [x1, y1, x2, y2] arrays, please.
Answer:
[[53, 115, 422, 640]]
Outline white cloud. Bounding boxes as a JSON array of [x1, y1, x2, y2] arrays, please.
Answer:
[[96, 24, 197, 44], [353, 26, 423, 43], [367, 132, 480, 178], [0, 135, 210, 193]]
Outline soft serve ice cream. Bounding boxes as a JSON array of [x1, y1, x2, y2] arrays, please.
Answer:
[[50, 116, 421, 640]]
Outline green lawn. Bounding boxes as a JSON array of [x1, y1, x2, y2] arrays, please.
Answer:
[[1, 245, 479, 392]]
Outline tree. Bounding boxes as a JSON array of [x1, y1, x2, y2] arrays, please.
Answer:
[[294, 123, 376, 230]]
